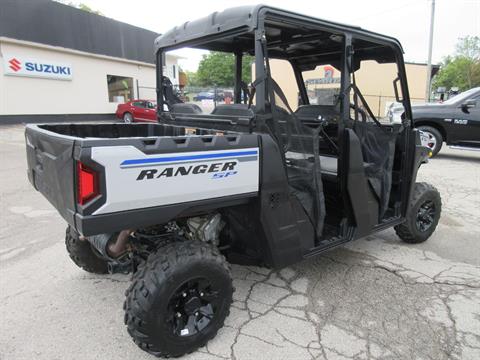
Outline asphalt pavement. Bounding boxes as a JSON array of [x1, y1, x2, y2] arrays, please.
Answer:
[[1, 124, 479, 360]]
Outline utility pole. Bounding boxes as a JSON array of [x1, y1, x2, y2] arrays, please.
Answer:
[[425, 0, 436, 102]]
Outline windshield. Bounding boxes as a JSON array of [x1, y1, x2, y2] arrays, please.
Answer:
[[443, 87, 479, 105]]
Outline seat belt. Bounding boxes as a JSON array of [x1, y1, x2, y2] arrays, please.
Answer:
[[248, 75, 266, 109]]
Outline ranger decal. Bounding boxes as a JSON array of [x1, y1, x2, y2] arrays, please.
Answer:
[[136, 161, 237, 180]]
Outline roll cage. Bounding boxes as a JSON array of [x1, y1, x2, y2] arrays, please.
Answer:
[[154, 5, 418, 243], [155, 5, 413, 126]]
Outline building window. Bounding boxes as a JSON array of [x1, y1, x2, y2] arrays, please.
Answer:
[[107, 75, 133, 102], [172, 65, 176, 79]]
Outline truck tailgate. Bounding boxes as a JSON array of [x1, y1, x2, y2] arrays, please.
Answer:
[[25, 127, 76, 226]]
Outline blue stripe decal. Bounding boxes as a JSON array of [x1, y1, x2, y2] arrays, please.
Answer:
[[120, 150, 258, 167]]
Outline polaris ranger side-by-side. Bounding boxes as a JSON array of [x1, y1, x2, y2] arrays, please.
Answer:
[[25, 5, 441, 357]]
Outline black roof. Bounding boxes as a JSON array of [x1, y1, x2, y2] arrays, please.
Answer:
[[0, 0, 159, 64], [154, 4, 404, 54]]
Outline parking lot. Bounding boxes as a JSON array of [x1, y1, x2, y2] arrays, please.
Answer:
[[1, 124, 479, 360]]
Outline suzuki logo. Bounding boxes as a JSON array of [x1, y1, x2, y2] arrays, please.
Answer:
[[8, 58, 21, 72], [5, 55, 72, 80]]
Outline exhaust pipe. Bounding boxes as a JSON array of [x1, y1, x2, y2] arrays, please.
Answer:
[[107, 229, 132, 258], [87, 229, 133, 260]]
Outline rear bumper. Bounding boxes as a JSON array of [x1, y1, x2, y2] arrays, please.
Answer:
[[75, 192, 257, 236]]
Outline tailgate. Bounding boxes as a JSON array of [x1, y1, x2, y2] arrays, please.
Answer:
[[25, 125, 76, 227]]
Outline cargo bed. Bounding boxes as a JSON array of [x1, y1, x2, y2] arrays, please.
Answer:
[[25, 123, 260, 236]]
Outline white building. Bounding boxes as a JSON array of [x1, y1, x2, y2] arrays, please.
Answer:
[[0, 0, 179, 123]]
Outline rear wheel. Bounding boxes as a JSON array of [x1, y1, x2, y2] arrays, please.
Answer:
[[124, 240, 232, 357], [123, 112, 133, 123], [395, 182, 441, 243], [418, 125, 443, 157], [65, 226, 109, 274]]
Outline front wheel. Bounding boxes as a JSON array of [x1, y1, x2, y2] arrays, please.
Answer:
[[395, 182, 441, 243], [124, 240, 233, 357], [123, 112, 133, 124], [418, 126, 443, 157]]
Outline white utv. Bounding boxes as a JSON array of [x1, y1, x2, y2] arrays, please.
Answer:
[[25, 5, 441, 357]]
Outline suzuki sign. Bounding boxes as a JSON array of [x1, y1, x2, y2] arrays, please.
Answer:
[[3, 55, 73, 80]]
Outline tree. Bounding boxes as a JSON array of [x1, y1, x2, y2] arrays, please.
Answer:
[[185, 71, 200, 87], [433, 36, 480, 91], [75, 3, 103, 15], [456, 35, 480, 60], [196, 52, 253, 87], [56, 1, 103, 15]]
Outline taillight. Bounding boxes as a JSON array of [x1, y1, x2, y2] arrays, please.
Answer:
[[77, 161, 98, 205]]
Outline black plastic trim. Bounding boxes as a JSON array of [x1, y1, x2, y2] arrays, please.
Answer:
[[76, 193, 257, 236], [1, 114, 116, 125]]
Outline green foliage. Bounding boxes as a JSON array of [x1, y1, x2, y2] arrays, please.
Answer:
[[185, 71, 200, 87], [433, 36, 480, 91], [77, 3, 102, 15], [195, 52, 253, 87], [456, 35, 480, 60], [62, 1, 103, 15]]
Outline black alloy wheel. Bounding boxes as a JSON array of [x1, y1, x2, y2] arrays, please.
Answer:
[[415, 200, 436, 232], [124, 240, 233, 357], [167, 278, 219, 338], [395, 182, 441, 244]]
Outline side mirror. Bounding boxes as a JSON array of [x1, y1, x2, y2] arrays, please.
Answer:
[[461, 99, 476, 110]]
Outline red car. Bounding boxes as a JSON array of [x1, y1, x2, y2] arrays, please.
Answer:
[[116, 100, 157, 123]]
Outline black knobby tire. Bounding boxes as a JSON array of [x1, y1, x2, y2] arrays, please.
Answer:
[[65, 226, 109, 274], [395, 182, 441, 243], [418, 125, 443, 157], [124, 240, 233, 358]]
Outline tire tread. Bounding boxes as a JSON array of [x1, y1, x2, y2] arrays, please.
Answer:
[[394, 182, 441, 243], [65, 226, 109, 274], [124, 240, 232, 358]]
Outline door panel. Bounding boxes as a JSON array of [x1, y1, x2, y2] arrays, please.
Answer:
[[343, 129, 378, 237], [145, 101, 158, 121], [454, 96, 480, 143], [132, 101, 150, 121]]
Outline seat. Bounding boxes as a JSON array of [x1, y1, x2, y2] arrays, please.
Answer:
[[171, 103, 203, 114], [211, 104, 255, 117]]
